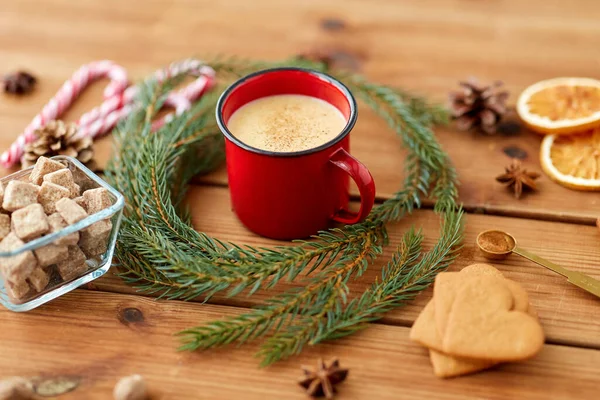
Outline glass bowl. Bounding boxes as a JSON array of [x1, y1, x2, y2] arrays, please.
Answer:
[[0, 156, 124, 312]]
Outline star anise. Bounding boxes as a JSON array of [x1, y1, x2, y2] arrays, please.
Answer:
[[3, 71, 37, 94], [496, 159, 540, 199], [298, 359, 349, 399]]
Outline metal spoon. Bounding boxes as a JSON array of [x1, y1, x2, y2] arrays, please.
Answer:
[[476, 229, 600, 298]]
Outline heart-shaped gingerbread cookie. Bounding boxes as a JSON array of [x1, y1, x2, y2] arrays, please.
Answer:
[[410, 300, 497, 377], [410, 300, 443, 351], [412, 264, 530, 351], [433, 264, 529, 336], [443, 276, 544, 361], [429, 349, 496, 378]]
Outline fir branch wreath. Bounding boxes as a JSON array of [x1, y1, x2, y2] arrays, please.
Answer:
[[105, 56, 464, 367]]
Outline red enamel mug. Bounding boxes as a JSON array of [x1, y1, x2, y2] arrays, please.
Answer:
[[216, 68, 375, 239]]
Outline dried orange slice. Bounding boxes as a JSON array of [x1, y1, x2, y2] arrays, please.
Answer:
[[540, 129, 600, 190], [517, 77, 600, 135]]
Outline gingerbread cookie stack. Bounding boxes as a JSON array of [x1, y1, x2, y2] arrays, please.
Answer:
[[410, 264, 544, 378]]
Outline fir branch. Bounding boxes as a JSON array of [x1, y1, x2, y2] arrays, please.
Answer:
[[178, 228, 383, 350], [312, 208, 463, 342], [245, 228, 382, 366], [105, 56, 463, 367]]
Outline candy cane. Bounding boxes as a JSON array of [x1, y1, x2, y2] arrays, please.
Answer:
[[1, 61, 128, 167], [76, 59, 215, 139], [1, 59, 215, 168], [81, 58, 214, 129]]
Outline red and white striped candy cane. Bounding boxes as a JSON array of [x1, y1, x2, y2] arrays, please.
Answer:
[[1, 60, 128, 168], [76, 59, 215, 138], [2, 59, 215, 168], [149, 59, 215, 130]]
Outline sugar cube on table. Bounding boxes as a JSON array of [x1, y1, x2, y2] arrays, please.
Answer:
[[34, 243, 69, 268], [55, 198, 88, 225], [11, 204, 49, 241], [6, 278, 31, 300], [56, 245, 88, 281], [83, 188, 112, 214], [38, 182, 71, 214], [27, 267, 49, 292], [0, 233, 37, 282], [43, 169, 80, 198], [29, 156, 66, 185], [2, 181, 39, 212], [47, 213, 79, 246], [0, 214, 10, 241]]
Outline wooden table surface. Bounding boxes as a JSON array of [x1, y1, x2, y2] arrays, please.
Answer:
[[1, 1, 600, 399]]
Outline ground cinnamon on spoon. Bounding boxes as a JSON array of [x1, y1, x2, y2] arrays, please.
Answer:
[[478, 231, 514, 253]]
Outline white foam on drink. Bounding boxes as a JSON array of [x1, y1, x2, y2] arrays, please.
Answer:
[[227, 94, 347, 153]]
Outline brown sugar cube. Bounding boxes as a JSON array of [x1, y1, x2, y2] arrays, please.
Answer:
[[55, 198, 88, 225], [2, 180, 39, 212], [43, 169, 74, 188], [43, 169, 80, 198], [29, 156, 66, 185], [79, 219, 112, 255], [79, 219, 112, 257], [83, 188, 112, 214], [56, 245, 88, 281], [84, 219, 112, 241], [74, 196, 87, 210], [38, 182, 70, 214], [11, 204, 49, 241], [6, 278, 31, 300], [82, 239, 108, 258], [0, 214, 10, 240], [34, 243, 69, 268], [69, 183, 81, 198], [0, 233, 37, 282], [47, 213, 79, 246], [27, 267, 49, 292]]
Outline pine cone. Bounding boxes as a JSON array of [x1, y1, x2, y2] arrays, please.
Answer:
[[3, 71, 37, 95], [21, 120, 97, 170], [449, 78, 509, 134]]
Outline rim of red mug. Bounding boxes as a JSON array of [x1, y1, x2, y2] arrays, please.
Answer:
[[215, 67, 358, 158]]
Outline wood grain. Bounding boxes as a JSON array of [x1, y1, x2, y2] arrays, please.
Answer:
[[1, 1, 600, 398], [1, 290, 599, 400], [2, 0, 600, 221], [89, 186, 600, 350]]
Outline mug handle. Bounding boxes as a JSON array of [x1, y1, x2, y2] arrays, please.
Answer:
[[329, 148, 376, 224]]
